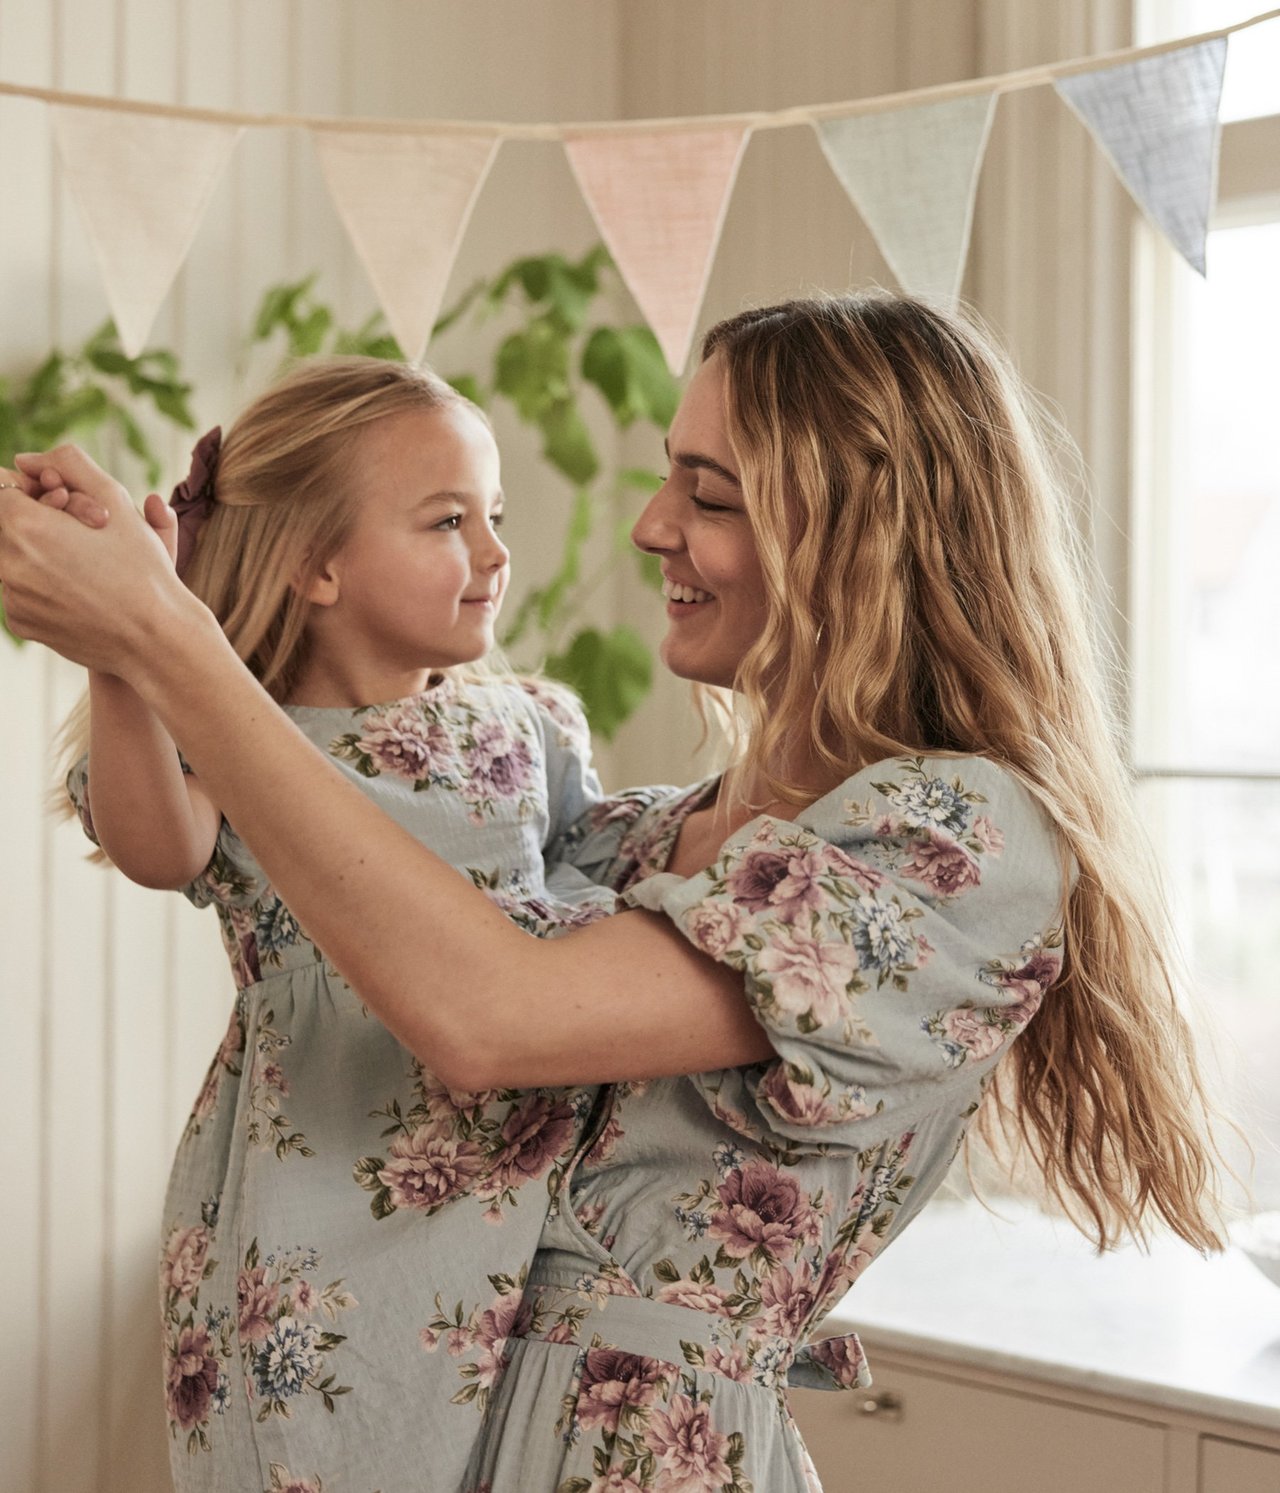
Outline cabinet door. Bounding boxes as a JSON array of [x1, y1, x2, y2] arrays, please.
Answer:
[[1200, 1436, 1280, 1493], [791, 1361, 1165, 1493]]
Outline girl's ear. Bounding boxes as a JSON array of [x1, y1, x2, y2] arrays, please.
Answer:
[[295, 558, 341, 607]]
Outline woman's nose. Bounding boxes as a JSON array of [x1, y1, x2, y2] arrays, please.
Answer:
[[631, 483, 680, 555]]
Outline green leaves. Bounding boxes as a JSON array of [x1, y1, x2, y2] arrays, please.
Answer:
[[582, 325, 678, 428], [544, 625, 652, 742]]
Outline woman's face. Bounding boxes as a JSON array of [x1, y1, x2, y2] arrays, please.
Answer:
[[631, 353, 768, 690]]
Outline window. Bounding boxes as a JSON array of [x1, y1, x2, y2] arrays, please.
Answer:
[[1133, 3, 1280, 1208]]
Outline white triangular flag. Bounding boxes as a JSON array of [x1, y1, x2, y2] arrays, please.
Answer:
[[51, 105, 241, 355], [816, 94, 997, 305], [564, 126, 750, 375], [1054, 37, 1226, 275], [311, 129, 500, 363]]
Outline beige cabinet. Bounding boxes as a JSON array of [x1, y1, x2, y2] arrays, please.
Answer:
[[1199, 1437, 1280, 1493], [790, 1350, 1280, 1493], [792, 1359, 1164, 1493]]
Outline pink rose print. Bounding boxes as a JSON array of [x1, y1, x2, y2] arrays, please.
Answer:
[[655, 1279, 732, 1314], [377, 1126, 487, 1211], [899, 829, 982, 898], [754, 926, 861, 1025], [757, 1260, 817, 1339], [703, 1344, 752, 1381], [470, 1288, 533, 1389], [161, 1224, 211, 1301], [237, 1266, 280, 1345], [355, 703, 450, 781], [971, 814, 1005, 853], [941, 1007, 1006, 1060], [645, 1393, 733, 1491], [997, 949, 1061, 1005], [684, 901, 750, 958], [586, 1472, 646, 1493], [756, 1063, 855, 1129], [804, 1332, 869, 1387], [464, 719, 536, 799], [165, 1322, 220, 1431], [709, 1158, 818, 1260], [489, 1094, 575, 1192], [725, 849, 793, 912], [292, 1280, 317, 1315], [575, 1349, 664, 1434], [765, 848, 832, 923]]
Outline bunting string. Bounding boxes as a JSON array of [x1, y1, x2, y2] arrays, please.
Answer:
[[1, 8, 1276, 368], [0, 7, 1275, 138]]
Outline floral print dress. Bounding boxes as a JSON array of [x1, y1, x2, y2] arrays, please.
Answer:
[[460, 755, 1069, 1493], [67, 675, 619, 1493]]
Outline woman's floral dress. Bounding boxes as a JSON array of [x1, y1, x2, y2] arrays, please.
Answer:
[[68, 675, 619, 1493], [460, 755, 1069, 1493]]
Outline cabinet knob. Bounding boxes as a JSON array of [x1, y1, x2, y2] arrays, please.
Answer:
[[855, 1390, 904, 1420]]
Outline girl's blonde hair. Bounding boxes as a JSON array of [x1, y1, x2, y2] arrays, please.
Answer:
[[703, 291, 1234, 1253], [55, 355, 489, 812]]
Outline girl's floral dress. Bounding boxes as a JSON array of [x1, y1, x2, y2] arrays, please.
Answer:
[[460, 755, 1069, 1493], [68, 675, 619, 1493]]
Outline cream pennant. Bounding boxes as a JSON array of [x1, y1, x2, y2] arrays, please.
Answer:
[[816, 93, 997, 305], [1054, 37, 1227, 275], [51, 105, 241, 355], [311, 129, 499, 364], [565, 126, 750, 376]]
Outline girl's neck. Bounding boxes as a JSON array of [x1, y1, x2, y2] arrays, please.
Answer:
[[284, 653, 442, 710]]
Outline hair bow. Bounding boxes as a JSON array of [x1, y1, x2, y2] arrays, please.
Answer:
[[169, 425, 223, 577]]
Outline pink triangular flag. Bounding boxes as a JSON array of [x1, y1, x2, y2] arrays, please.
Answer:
[[51, 105, 241, 355], [565, 126, 750, 375], [311, 129, 499, 363]]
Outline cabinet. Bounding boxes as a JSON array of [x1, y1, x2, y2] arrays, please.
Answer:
[[790, 1350, 1280, 1493]]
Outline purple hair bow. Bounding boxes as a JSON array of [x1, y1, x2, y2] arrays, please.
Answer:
[[169, 425, 222, 577]]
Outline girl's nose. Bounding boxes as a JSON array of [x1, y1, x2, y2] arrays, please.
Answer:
[[631, 483, 681, 555], [483, 529, 510, 572]]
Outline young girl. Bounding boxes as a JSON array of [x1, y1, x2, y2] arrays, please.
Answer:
[[55, 357, 627, 1493]]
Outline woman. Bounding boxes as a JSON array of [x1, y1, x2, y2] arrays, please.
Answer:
[[0, 292, 1229, 1492]]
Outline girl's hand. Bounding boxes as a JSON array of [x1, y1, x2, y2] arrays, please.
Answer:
[[0, 444, 202, 675]]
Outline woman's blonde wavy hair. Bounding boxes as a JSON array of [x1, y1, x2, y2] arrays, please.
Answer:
[[702, 291, 1236, 1253], [54, 355, 498, 816]]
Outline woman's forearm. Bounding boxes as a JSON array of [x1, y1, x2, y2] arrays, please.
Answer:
[[128, 607, 769, 1090], [85, 671, 221, 887]]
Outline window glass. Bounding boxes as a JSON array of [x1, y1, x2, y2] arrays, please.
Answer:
[[1180, 3, 1280, 122]]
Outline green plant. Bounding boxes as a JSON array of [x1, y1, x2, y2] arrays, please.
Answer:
[[0, 320, 196, 642], [250, 249, 678, 739]]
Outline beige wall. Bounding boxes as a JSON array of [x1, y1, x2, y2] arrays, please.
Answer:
[[0, 4, 1136, 1490]]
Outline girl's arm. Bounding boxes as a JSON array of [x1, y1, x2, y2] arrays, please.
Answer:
[[84, 670, 222, 889], [1, 447, 774, 1089]]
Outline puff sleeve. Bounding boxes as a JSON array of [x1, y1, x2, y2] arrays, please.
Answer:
[[518, 678, 606, 853], [65, 752, 264, 910], [622, 756, 1069, 1152]]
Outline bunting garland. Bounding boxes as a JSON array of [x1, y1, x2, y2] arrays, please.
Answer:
[[5, 7, 1276, 364], [816, 93, 997, 305], [311, 129, 499, 363], [1054, 38, 1228, 275], [50, 104, 241, 355], [565, 127, 749, 374]]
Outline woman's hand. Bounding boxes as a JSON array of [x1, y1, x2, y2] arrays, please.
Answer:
[[0, 444, 201, 675], [13, 454, 179, 566]]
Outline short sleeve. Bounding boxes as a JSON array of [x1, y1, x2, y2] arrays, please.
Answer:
[[518, 678, 604, 853], [622, 755, 1069, 1152], [64, 751, 263, 910]]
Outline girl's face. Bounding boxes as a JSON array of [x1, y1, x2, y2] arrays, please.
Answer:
[[311, 403, 509, 688], [631, 354, 767, 690]]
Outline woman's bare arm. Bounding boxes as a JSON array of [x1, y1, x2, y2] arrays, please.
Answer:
[[0, 447, 774, 1089]]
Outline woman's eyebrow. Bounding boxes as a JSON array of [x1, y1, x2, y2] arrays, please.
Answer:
[[663, 439, 740, 488]]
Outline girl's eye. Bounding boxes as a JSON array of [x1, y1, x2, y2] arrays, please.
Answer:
[[491, 510, 505, 529], [433, 514, 463, 531]]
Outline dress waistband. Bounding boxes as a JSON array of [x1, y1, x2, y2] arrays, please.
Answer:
[[518, 1269, 871, 1393]]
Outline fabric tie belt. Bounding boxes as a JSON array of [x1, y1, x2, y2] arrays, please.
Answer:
[[517, 1270, 871, 1393]]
